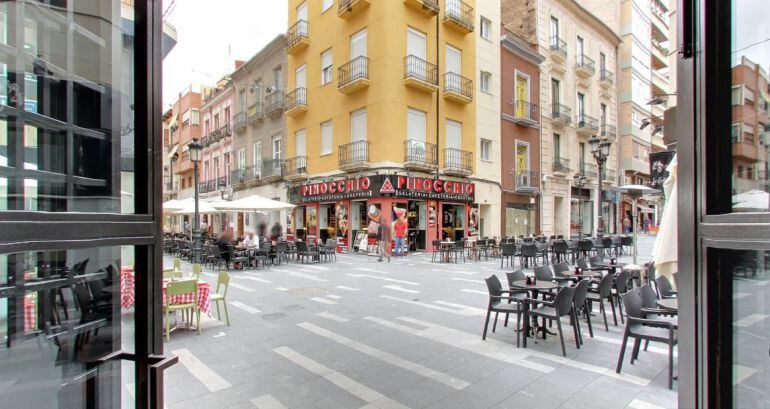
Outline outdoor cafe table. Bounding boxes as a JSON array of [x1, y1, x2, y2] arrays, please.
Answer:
[[560, 270, 602, 280], [592, 261, 628, 274], [510, 279, 560, 341], [120, 267, 211, 314], [439, 241, 455, 263], [657, 298, 678, 311]]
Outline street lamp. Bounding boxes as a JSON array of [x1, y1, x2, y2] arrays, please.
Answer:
[[589, 135, 612, 236], [188, 139, 203, 263], [574, 175, 587, 239]]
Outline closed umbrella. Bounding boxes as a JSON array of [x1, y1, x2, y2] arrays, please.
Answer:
[[652, 155, 678, 288]]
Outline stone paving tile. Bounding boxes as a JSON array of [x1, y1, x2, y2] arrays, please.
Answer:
[[163, 235, 675, 409]]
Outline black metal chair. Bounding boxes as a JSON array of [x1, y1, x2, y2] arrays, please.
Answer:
[[535, 241, 550, 265], [592, 237, 608, 257], [567, 240, 579, 263], [320, 239, 337, 262], [612, 270, 634, 323], [655, 275, 678, 299], [552, 240, 568, 263], [578, 239, 594, 259], [296, 241, 320, 264], [616, 289, 678, 389], [274, 242, 290, 265], [572, 279, 593, 341], [534, 265, 554, 282], [451, 239, 466, 263], [610, 235, 623, 256], [621, 235, 633, 254], [519, 243, 539, 268], [482, 275, 524, 346], [586, 273, 619, 331], [524, 285, 579, 356], [500, 243, 517, 268], [431, 240, 447, 263]]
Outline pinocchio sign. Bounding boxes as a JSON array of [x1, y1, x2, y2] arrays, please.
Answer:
[[299, 175, 474, 203]]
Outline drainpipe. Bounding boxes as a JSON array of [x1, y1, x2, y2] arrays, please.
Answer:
[[435, 6, 441, 243]]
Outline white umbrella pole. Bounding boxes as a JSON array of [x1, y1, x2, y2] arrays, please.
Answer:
[[633, 199, 638, 265]]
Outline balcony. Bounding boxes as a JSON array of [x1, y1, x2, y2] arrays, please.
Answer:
[[443, 0, 474, 34], [338, 56, 370, 94], [404, 55, 439, 92], [261, 158, 284, 181], [733, 140, 759, 161], [265, 91, 284, 117], [600, 124, 617, 139], [198, 175, 229, 194], [404, 140, 438, 172], [338, 0, 370, 19], [651, 40, 669, 69], [247, 102, 263, 125], [549, 36, 567, 63], [599, 70, 614, 88], [577, 163, 598, 181], [515, 170, 540, 194], [551, 103, 572, 126], [231, 165, 261, 185], [575, 54, 596, 78], [233, 112, 246, 133], [285, 88, 308, 117], [552, 157, 570, 177], [443, 148, 472, 176], [339, 140, 370, 172], [509, 100, 539, 127], [621, 155, 650, 175], [650, 6, 669, 35], [443, 72, 473, 104], [404, 0, 439, 16], [202, 124, 232, 147], [284, 156, 308, 182], [652, 69, 669, 93], [286, 20, 309, 55], [576, 113, 599, 136], [601, 167, 616, 186]]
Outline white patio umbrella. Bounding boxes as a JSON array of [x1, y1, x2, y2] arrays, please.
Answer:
[[733, 189, 770, 211], [162, 198, 189, 212], [614, 184, 661, 265], [173, 200, 220, 215], [652, 155, 678, 288], [212, 194, 295, 212]]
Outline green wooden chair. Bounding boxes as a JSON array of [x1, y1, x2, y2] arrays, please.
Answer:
[[191, 263, 202, 280], [173, 258, 182, 271], [163, 269, 183, 280], [164, 279, 199, 342], [210, 271, 231, 325]]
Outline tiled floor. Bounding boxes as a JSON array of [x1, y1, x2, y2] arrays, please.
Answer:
[[157, 235, 679, 409]]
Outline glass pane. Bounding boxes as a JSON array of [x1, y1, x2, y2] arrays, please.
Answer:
[[730, 2, 770, 211], [725, 249, 770, 407], [0, 0, 136, 214], [0, 245, 136, 408]]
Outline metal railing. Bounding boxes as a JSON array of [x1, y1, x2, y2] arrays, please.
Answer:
[[285, 88, 307, 111], [601, 124, 617, 138], [549, 36, 567, 59], [339, 56, 369, 88], [404, 140, 437, 166], [578, 163, 598, 179], [247, 103, 263, 124], [553, 157, 570, 173], [284, 156, 308, 177], [576, 113, 599, 132], [265, 91, 284, 116], [444, 72, 473, 100], [515, 170, 540, 192], [443, 0, 474, 31], [339, 0, 367, 12], [198, 175, 229, 194], [287, 20, 309, 49], [575, 54, 596, 74], [551, 103, 572, 123], [261, 158, 283, 178], [410, 0, 440, 14], [601, 167, 616, 183], [513, 100, 539, 122], [600, 69, 614, 85], [444, 147, 473, 173], [203, 124, 232, 146], [339, 140, 369, 167], [404, 55, 438, 86], [233, 112, 246, 131]]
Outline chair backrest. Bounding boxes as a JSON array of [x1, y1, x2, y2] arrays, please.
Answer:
[[567, 240, 578, 250], [163, 269, 183, 280], [578, 239, 594, 251], [506, 270, 526, 288], [615, 270, 632, 293], [432, 239, 442, 249], [326, 239, 337, 250], [453, 240, 465, 250], [639, 284, 659, 309], [521, 243, 538, 257], [576, 259, 590, 271], [296, 241, 308, 252], [552, 262, 570, 277], [211, 245, 222, 258], [552, 241, 568, 253], [554, 285, 576, 316], [277, 242, 289, 252], [484, 275, 503, 299], [534, 266, 553, 281], [501, 243, 517, 256], [216, 271, 230, 296], [589, 256, 604, 265], [572, 279, 590, 307], [173, 258, 182, 271], [621, 236, 633, 245], [191, 263, 202, 279], [166, 279, 198, 305], [621, 289, 644, 319], [602, 237, 612, 248], [656, 275, 675, 298], [597, 272, 614, 298], [71, 282, 93, 313], [611, 235, 622, 245]]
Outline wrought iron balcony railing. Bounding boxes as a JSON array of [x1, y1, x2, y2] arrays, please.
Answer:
[[553, 157, 571, 174], [575, 54, 596, 75], [247, 102, 263, 124], [286, 20, 309, 50], [404, 55, 439, 88], [444, 147, 473, 174], [265, 91, 284, 116], [578, 163, 598, 180], [233, 112, 246, 131], [198, 175, 229, 194], [576, 113, 599, 133], [338, 56, 369, 89], [601, 124, 617, 138], [512, 100, 539, 123], [443, 0, 474, 32], [443, 72, 473, 102], [515, 170, 540, 193], [404, 140, 438, 168], [549, 36, 567, 60], [600, 69, 614, 85], [339, 140, 369, 168], [551, 103, 572, 124], [285, 88, 308, 112], [284, 156, 308, 177]]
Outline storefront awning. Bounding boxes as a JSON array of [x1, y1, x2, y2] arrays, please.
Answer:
[[167, 143, 179, 159], [637, 205, 655, 213]]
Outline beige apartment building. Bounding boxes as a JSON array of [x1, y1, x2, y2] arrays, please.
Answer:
[[229, 35, 289, 236], [503, 0, 621, 237]]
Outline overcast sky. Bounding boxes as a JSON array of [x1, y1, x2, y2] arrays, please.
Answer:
[[162, 0, 288, 107], [732, 0, 770, 70]]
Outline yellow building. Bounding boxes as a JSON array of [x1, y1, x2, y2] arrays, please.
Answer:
[[285, 0, 479, 252]]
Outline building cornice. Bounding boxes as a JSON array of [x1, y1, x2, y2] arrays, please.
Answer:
[[558, 0, 622, 46], [501, 33, 545, 66]]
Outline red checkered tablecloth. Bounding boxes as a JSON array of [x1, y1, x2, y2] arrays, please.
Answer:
[[24, 295, 36, 333], [120, 267, 211, 315]]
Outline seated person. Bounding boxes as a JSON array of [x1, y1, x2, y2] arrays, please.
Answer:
[[214, 232, 233, 264], [242, 232, 258, 248]]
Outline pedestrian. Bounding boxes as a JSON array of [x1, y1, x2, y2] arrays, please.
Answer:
[[643, 217, 651, 234], [184, 220, 190, 232], [271, 221, 283, 241], [623, 215, 631, 233], [393, 214, 408, 257], [377, 216, 391, 262]]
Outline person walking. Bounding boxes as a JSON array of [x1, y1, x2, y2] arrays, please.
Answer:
[[623, 215, 632, 233], [393, 214, 408, 257], [377, 217, 391, 262]]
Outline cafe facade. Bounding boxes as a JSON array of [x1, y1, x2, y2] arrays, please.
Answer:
[[288, 175, 477, 253]]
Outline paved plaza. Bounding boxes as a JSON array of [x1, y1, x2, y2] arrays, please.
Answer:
[[162, 235, 678, 409]]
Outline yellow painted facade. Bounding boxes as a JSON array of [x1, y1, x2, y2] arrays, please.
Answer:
[[286, 0, 476, 176]]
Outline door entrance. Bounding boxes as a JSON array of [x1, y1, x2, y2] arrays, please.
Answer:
[[407, 201, 427, 250]]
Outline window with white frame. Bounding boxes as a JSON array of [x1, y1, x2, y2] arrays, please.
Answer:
[[744, 86, 755, 104], [480, 71, 491, 93], [272, 135, 281, 162], [253, 142, 262, 166], [480, 16, 491, 40], [190, 109, 200, 126], [321, 49, 333, 85], [322, 0, 333, 12], [731, 123, 741, 143], [238, 148, 246, 169], [407, 108, 426, 142], [321, 121, 333, 155], [480, 139, 491, 161]]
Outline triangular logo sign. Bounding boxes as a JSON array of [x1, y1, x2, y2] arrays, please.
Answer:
[[380, 177, 395, 194]]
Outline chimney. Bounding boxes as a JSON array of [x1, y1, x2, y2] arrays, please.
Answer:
[[234, 60, 246, 70]]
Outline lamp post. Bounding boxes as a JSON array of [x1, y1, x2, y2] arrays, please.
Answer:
[[188, 139, 203, 263], [574, 175, 587, 239], [589, 135, 612, 236]]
